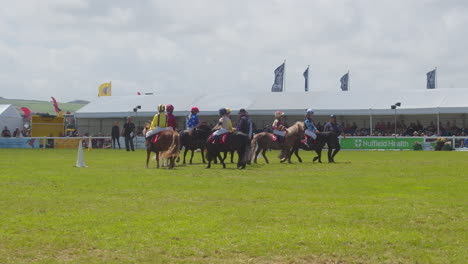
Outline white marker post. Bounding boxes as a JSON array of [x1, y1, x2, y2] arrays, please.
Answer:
[[76, 139, 87, 167]]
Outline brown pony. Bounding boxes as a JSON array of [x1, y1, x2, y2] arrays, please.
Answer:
[[249, 121, 305, 164], [145, 130, 180, 169]]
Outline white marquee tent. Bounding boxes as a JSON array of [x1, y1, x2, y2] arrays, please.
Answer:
[[76, 88, 468, 118], [0, 104, 23, 132]]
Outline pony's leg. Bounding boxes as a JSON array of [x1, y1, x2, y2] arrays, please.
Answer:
[[156, 152, 160, 168], [316, 149, 322, 163], [254, 148, 261, 163], [190, 149, 195, 164], [230, 150, 234, 164], [262, 149, 269, 164], [218, 153, 226, 168], [222, 151, 228, 162], [201, 147, 206, 164], [146, 149, 151, 168], [294, 149, 302, 163], [169, 157, 175, 169], [183, 148, 188, 164]]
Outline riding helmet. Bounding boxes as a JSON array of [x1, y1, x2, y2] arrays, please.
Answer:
[[274, 111, 284, 118], [166, 104, 174, 112], [226, 108, 232, 114], [157, 104, 165, 112], [219, 108, 228, 115], [191, 107, 199, 113], [306, 108, 314, 115]]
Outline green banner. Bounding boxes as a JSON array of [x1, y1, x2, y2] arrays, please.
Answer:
[[340, 137, 424, 150]]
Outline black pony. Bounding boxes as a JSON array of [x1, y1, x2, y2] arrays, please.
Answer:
[[295, 132, 340, 163], [179, 124, 212, 164], [206, 132, 251, 169]]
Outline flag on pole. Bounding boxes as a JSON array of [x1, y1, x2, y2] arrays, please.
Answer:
[[340, 72, 349, 91], [21, 107, 31, 119], [51, 97, 62, 114], [271, 62, 285, 92], [303, 66, 309, 92], [98, 82, 112, 96], [426, 69, 436, 89]]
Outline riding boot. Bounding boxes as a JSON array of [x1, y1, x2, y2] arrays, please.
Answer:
[[212, 135, 219, 144]]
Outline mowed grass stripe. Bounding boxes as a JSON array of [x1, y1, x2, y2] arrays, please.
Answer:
[[0, 149, 466, 263]]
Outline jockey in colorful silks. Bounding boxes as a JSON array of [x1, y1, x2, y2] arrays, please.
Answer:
[[304, 108, 318, 140], [166, 104, 177, 131], [211, 108, 233, 142], [272, 111, 287, 137], [186, 107, 200, 131], [146, 104, 173, 138]]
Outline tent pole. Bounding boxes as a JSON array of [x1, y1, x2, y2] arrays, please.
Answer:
[[370, 111, 373, 136], [437, 110, 440, 136]]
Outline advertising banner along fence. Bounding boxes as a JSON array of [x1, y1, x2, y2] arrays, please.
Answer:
[[341, 137, 424, 150]]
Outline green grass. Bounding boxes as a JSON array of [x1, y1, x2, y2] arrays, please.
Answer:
[[0, 149, 466, 263], [0, 98, 86, 114]]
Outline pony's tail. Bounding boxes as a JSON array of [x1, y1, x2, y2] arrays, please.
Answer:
[[162, 131, 180, 159], [249, 134, 259, 162]]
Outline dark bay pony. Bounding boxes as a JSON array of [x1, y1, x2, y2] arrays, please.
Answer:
[[206, 132, 251, 169], [145, 130, 180, 169], [179, 124, 211, 164], [249, 121, 305, 164], [295, 132, 340, 163]]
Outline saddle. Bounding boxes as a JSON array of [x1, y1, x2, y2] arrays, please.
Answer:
[[208, 133, 229, 144], [271, 134, 285, 143], [302, 135, 317, 145], [147, 133, 161, 144]]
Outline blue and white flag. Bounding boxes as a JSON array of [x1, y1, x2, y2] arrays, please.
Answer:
[[303, 66, 309, 92], [426, 69, 436, 89], [271, 62, 285, 92], [340, 72, 349, 91]]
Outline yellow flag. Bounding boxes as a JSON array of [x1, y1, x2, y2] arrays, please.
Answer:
[[98, 82, 112, 96]]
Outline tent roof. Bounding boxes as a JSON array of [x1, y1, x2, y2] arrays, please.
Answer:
[[0, 104, 22, 118], [75, 88, 468, 118]]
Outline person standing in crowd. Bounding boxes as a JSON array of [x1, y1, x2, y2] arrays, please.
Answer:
[[323, 114, 345, 139], [166, 104, 177, 131], [1, 126, 11, 137], [186, 107, 200, 131], [122, 116, 136, 151], [236, 108, 253, 139], [111, 121, 121, 149], [13, 127, 22, 138]]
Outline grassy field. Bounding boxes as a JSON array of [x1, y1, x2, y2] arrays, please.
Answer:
[[0, 98, 86, 114], [0, 149, 466, 263]]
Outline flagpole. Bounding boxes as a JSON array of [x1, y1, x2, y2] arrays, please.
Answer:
[[435, 67, 438, 88], [307, 65, 310, 92], [348, 70, 350, 91], [283, 59, 286, 92]]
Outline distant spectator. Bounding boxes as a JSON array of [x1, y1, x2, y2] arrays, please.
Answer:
[[122, 117, 136, 151], [13, 127, 22, 138], [111, 121, 121, 149], [323, 115, 345, 139], [1, 126, 11, 137]]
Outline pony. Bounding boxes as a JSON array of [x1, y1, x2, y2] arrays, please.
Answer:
[[249, 121, 305, 164], [295, 131, 340, 163], [145, 130, 180, 169], [205, 132, 251, 169], [179, 124, 212, 164]]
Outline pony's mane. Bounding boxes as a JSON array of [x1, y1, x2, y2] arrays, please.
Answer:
[[286, 121, 304, 134]]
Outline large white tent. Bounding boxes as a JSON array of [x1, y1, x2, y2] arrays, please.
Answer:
[[0, 104, 23, 133], [75, 88, 468, 135], [76, 88, 468, 118]]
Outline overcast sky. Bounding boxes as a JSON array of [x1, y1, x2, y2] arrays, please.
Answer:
[[1, 0, 467, 101]]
